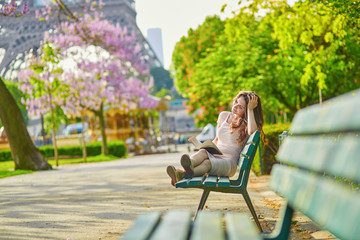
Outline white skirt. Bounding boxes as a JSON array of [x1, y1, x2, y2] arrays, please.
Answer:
[[206, 151, 238, 177]]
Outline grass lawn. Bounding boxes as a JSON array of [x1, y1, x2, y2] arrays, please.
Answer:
[[0, 154, 122, 179]]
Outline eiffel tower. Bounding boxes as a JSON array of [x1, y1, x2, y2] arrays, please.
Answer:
[[0, 0, 162, 79]]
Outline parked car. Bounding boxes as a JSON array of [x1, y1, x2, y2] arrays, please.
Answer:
[[196, 123, 216, 142], [63, 123, 88, 136]]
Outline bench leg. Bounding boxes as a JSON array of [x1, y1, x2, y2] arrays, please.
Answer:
[[194, 189, 210, 219], [242, 191, 263, 232]]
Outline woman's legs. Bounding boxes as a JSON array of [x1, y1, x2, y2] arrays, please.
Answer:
[[181, 149, 212, 178], [190, 149, 209, 167], [193, 159, 211, 176]]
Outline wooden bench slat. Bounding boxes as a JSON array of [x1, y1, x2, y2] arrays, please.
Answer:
[[277, 136, 334, 172], [189, 176, 206, 186], [240, 144, 256, 161], [270, 164, 360, 240], [238, 156, 248, 171], [277, 136, 360, 183], [327, 136, 360, 183], [121, 211, 161, 240], [176, 178, 190, 188], [217, 177, 230, 187], [203, 176, 218, 187], [246, 131, 259, 144], [149, 210, 192, 240], [225, 213, 261, 240], [190, 211, 225, 240], [290, 89, 360, 134]]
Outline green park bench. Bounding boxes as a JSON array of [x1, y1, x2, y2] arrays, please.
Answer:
[[121, 89, 360, 240], [175, 130, 262, 232]]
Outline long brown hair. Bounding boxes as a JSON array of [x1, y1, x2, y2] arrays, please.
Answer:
[[230, 91, 264, 146]]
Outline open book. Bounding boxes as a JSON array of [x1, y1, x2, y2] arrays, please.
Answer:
[[188, 136, 223, 155]]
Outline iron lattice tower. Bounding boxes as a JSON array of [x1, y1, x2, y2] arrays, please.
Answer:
[[0, 0, 162, 79]]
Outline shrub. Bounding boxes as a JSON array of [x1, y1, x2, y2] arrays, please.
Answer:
[[0, 140, 127, 161], [0, 150, 12, 162], [108, 141, 127, 157], [251, 123, 291, 175]]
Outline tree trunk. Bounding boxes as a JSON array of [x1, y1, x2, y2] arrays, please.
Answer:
[[0, 78, 51, 170], [81, 111, 87, 162], [48, 93, 59, 166], [40, 114, 46, 145], [97, 103, 108, 155]]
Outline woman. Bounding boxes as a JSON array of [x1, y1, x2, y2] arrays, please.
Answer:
[[167, 91, 264, 186]]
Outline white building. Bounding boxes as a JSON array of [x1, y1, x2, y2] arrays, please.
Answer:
[[147, 28, 164, 66]]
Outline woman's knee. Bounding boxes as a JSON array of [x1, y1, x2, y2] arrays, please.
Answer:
[[204, 159, 212, 169], [191, 149, 207, 159], [198, 149, 208, 157]]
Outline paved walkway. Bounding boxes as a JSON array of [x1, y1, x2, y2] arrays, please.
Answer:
[[0, 146, 331, 240]]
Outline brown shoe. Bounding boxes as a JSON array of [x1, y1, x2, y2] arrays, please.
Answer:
[[181, 154, 194, 179], [166, 165, 185, 186]]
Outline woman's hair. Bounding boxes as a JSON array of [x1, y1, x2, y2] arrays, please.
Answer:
[[229, 91, 264, 146]]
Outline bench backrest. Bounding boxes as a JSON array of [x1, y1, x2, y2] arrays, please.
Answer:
[[269, 89, 360, 240], [230, 130, 260, 186]]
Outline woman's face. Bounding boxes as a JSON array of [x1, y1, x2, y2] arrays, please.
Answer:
[[232, 96, 246, 116]]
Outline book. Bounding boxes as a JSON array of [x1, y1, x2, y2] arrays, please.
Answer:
[[188, 136, 223, 155]]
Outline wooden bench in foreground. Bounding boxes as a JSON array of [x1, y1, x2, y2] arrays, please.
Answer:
[[121, 89, 360, 240]]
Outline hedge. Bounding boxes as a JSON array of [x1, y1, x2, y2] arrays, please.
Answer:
[[251, 123, 291, 175], [0, 140, 126, 162]]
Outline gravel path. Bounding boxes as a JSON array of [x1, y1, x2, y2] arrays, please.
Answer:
[[0, 147, 327, 240]]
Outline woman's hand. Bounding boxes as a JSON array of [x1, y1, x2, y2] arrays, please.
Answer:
[[247, 95, 258, 111]]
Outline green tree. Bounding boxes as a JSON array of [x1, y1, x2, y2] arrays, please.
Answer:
[[172, 0, 360, 126], [150, 67, 174, 93], [172, 15, 225, 98], [312, 0, 360, 26], [19, 44, 70, 167], [43, 107, 67, 136], [262, 1, 360, 107]]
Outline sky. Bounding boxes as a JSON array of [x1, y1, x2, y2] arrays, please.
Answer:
[[135, 0, 239, 70]]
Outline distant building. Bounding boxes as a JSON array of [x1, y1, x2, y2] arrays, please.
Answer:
[[147, 28, 164, 66], [159, 99, 197, 133]]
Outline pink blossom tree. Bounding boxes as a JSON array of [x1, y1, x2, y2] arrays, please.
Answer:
[[50, 16, 158, 154], [20, 0, 158, 157], [1, 0, 29, 16]]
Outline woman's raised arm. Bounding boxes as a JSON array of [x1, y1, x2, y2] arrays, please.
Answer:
[[247, 95, 258, 135]]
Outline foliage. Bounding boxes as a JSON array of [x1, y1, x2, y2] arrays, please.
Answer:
[[0, 170, 33, 179], [0, 140, 126, 161], [150, 67, 174, 93], [46, 154, 120, 166], [155, 89, 172, 98], [43, 107, 67, 135], [311, 0, 360, 26], [0, 150, 12, 162], [0, 154, 121, 178], [172, 15, 225, 99], [18, 42, 70, 165], [171, 0, 360, 126], [41, 140, 126, 158], [251, 123, 291, 175], [264, 1, 360, 107], [261, 123, 291, 174]]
